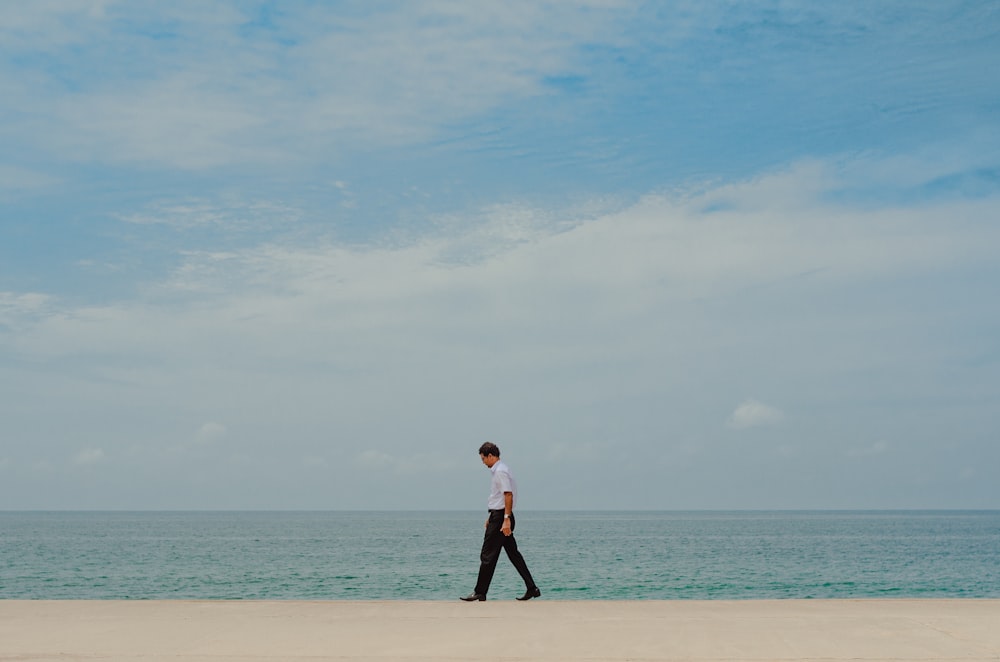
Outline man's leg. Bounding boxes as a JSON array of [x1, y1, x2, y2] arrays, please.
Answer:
[[500, 515, 537, 590], [473, 512, 504, 596]]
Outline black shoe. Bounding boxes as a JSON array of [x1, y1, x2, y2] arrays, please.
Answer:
[[516, 587, 541, 601], [460, 593, 486, 602]]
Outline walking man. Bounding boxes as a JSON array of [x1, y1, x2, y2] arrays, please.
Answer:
[[461, 442, 541, 602]]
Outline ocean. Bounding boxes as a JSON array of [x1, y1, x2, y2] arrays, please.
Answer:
[[2, 511, 998, 600]]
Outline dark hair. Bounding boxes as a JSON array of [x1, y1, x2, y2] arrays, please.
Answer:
[[478, 442, 500, 458]]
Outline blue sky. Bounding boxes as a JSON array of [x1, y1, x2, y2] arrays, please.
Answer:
[[2, 1, 999, 509]]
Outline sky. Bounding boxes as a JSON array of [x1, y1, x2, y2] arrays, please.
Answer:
[[1, 1, 999, 510]]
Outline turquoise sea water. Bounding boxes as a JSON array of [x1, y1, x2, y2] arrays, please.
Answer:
[[2, 511, 998, 600]]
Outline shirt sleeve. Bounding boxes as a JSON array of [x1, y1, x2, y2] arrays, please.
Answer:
[[495, 467, 513, 494]]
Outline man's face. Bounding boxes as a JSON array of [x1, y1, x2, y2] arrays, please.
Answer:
[[480, 453, 497, 468]]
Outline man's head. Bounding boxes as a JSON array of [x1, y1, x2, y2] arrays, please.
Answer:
[[478, 442, 500, 467]]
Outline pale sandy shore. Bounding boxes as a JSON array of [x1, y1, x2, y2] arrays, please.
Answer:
[[1, 599, 998, 662]]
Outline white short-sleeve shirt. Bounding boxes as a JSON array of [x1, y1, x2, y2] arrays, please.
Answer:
[[488, 460, 517, 510]]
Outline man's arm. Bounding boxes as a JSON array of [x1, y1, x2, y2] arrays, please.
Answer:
[[501, 491, 513, 536]]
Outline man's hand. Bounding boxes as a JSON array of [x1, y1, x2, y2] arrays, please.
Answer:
[[501, 517, 512, 536]]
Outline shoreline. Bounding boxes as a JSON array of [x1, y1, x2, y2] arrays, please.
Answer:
[[2, 599, 999, 661]]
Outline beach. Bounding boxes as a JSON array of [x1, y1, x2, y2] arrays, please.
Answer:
[[2, 599, 998, 661]]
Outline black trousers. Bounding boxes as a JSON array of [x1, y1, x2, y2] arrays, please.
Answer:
[[474, 510, 536, 596]]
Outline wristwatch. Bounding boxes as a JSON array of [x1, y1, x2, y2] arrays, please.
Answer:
[[503, 514, 510, 519]]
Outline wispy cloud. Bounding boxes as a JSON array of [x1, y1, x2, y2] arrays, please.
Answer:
[[848, 440, 890, 458], [356, 450, 394, 470], [0, 293, 53, 331], [729, 400, 784, 430], [74, 447, 105, 465], [195, 422, 227, 445], [355, 450, 455, 476], [3, 162, 995, 485], [8, 161, 998, 366], [4, 2, 632, 170], [0, 164, 59, 196], [119, 198, 302, 231], [63, 74, 272, 169]]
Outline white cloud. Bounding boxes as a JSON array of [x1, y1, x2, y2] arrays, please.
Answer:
[[356, 450, 394, 470], [0, 165, 59, 196], [5, 2, 632, 169], [0, 292, 52, 326], [302, 455, 328, 468], [74, 448, 105, 465], [5, 162, 998, 371], [1, 162, 997, 508], [355, 450, 455, 476], [61, 73, 271, 169], [118, 198, 302, 231], [195, 422, 227, 445], [729, 399, 784, 430], [0, 0, 117, 49], [848, 440, 890, 458], [544, 440, 608, 463]]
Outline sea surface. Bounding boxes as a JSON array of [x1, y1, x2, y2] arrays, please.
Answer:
[[2, 511, 998, 600]]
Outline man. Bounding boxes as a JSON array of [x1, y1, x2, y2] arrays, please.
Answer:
[[460, 442, 542, 602]]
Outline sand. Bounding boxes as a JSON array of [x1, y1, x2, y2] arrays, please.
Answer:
[[1, 599, 998, 661]]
